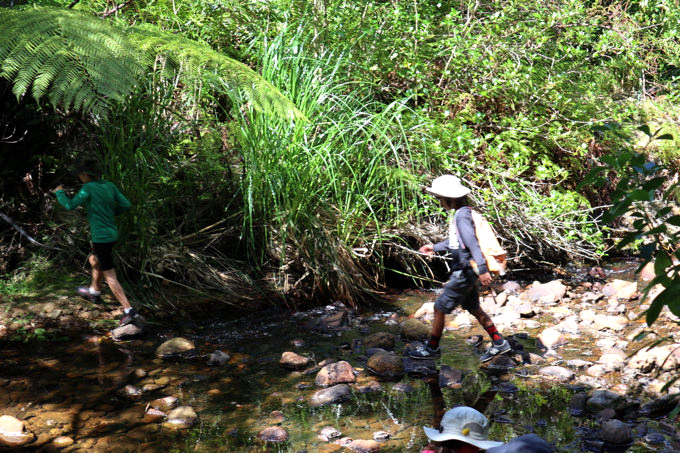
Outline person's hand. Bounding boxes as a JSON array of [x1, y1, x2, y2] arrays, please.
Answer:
[[52, 185, 65, 193], [479, 271, 492, 286], [419, 244, 435, 255]]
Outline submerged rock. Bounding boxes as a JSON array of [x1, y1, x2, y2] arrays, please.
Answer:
[[163, 406, 198, 430], [156, 338, 196, 358], [207, 350, 231, 366], [438, 366, 463, 389], [310, 384, 351, 406], [318, 426, 342, 441], [403, 357, 437, 376], [150, 396, 178, 411], [279, 351, 310, 370], [257, 426, 288, 443], [366, 351, 403, 379]]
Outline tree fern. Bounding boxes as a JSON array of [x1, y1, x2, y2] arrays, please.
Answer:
[[0, 7, 304, 120]]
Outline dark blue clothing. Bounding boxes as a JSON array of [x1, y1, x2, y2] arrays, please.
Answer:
[[486, 434, 553, 453], [432, 207, 488, 275]]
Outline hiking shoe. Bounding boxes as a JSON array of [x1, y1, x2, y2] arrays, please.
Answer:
[[480, 339, 511, 363], [408, 343, 441, 360], [119, 308, 138, 326], [77, 286, 100, 303]]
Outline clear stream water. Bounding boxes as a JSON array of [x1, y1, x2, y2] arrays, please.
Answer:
[[0, 260, 676, 452]]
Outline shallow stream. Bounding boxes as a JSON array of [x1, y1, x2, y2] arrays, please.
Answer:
[[1, 260, 678, 452]]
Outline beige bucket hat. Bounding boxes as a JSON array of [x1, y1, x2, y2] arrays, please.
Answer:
[[423, 406, 503, 449], [425, 175, 471, 199]]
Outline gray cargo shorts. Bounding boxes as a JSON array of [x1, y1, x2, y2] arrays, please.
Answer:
[[433, 267, 480, 314]]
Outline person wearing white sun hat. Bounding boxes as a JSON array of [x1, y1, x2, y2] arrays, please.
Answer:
[[409, 175, 511, 362], [420, 406, 553, 453]]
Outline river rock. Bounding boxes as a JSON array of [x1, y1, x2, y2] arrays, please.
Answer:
[[414, 302, 434, 319], [207, 350, 230, 365], [143, 408, 167, 423], [599, 419, 633, 445], [156, 338, 196, 358], [592, 315, 628, 331], [0, 415, 34, 447], [315, 360, 355, 387], [280, 351, 310, 370], [392, 382, 414, 393], [539, 366, 574, 382], [402, 357, 437, 376], [570, 392, 589, 416], [163, 406, 198, 429], [537, 327, 567, 349], [439, 366, 463, 389], [527, 280, 567, 304], [483, 355, 516, 374], [319, 426, 342, 441], [363, 332, 395, 350], [257, 426, 288, 442], [628, 344, 680, 372], [121, 384, 143, 400], [150, 396, 178, 411], [348, 438, 381, 452], [355, 381, 383, 394], [52, 436, 74, 448], [111, 322, 145, 340], [597, 349, 627, 370], [602, 280, 638, 300], [310, 384, 351, 406], [586, 390, 624, 413], [399, 318, 430, 341], [639, 394, 680, 417], [503, 281, 522, 292], [366, 351, 403, 379]]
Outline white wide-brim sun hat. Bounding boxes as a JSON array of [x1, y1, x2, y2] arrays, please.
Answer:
[[423, 406, 503, 449], [425, 175, 471, 199]]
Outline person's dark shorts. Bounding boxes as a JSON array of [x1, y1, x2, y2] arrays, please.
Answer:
[[92, 242, 116, 271], [433, 267, 479, 314]]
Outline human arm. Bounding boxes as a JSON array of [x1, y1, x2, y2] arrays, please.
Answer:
[[113, 186, 131, 215], [54, 186, 90, 211]]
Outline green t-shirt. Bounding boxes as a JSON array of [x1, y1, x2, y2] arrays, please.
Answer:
[[55, 180, 131, 243]]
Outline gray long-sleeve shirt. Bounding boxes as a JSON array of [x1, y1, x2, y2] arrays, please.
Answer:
[[432, 206, 489, 275]]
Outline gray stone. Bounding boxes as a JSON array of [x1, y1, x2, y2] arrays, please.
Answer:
[[599, 419, 633, 445], [539, 366, 574, 382], [366, 351, 403, 379], [527, 280, 567, 304], [363, 332, 396, 350], [156, 338, 196, 358], [111, 322, 144, 340], [207, 350, 231, 366], [310, 384, 351, 406], [163, 406, 198, 430], [399, 318, 430, 341], [257, 426, 288, 442], [439, 366, 463, 389]]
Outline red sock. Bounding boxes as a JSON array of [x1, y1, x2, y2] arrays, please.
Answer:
[[485, 325, 503, 342], [427, 335, 441, 349]]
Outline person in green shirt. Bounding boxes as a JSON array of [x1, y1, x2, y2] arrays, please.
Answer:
[[52, 159, 137, 326]]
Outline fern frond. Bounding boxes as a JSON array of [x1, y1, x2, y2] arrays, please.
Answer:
[[0, 7, 141, 115], [0, 7, 305, 120], [128, 24, 306, 121]]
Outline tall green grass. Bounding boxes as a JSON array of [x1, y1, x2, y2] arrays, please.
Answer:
[[233, 27, 425, 305]]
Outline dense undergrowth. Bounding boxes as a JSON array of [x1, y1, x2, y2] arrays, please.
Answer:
[[1, 0, 680, 309]]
